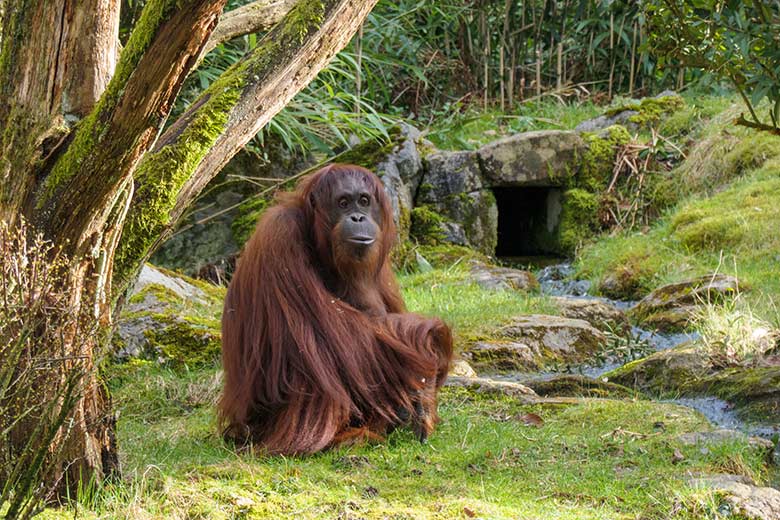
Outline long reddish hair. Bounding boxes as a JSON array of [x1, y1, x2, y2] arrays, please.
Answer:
[[219, 164, 452, 454]]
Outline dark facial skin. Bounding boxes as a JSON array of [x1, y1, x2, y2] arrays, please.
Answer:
[[328, 175, 382, 259]]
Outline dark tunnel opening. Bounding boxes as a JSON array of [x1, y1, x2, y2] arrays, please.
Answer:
[[493, 187, 563, 258]]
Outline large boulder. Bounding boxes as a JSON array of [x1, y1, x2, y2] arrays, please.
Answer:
[[418, 150, 497, 254], [629, 274, 740, 331], [463, 315, 606, 371], [477, 130, 586, 187]]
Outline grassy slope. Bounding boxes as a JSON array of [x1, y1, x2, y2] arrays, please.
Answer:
[[46, 264, 768, 519], [576, 102, 780, 321]]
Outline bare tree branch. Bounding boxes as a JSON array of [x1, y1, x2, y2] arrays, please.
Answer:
[[204, 0, 297, 55], [114, 0, 379, 293]]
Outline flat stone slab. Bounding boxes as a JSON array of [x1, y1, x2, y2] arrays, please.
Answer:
[[464, 314, 606, 370], [478, 130, 585, 187], [134, 264, 206, 304], [551, 296, 629, 331], [469, 262, 539, 292]]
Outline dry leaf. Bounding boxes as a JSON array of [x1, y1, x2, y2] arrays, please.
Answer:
[[516, 412, 544, 427]]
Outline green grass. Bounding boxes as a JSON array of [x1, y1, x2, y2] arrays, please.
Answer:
[[398, 266, 555, 344], [426, 99, 601, 150], [576, 157, 780, 321], [50, 362, 768, 519]]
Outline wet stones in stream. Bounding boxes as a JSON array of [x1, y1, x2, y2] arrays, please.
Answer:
[[551, 296, 630, 332], [462, 314, 606, 371], [605, 343, 780, 427]]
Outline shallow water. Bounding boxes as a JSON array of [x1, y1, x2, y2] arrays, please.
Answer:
[[526, 262, 775, 438]]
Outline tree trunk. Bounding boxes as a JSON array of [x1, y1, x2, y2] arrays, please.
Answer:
[[0, 0, 378, 497]]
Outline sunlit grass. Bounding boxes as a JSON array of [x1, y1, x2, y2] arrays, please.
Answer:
[[47, 362, 769, 519]]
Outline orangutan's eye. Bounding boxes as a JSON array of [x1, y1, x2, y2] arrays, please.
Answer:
[[338, 197, 349, 209], [358, 195, 370, 207]]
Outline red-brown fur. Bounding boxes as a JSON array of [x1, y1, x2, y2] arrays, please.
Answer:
[[219, 164, 453, 454]]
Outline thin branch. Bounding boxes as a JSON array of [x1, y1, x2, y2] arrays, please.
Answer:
[[735, 114, 780, 135], [203, 0, 297, 56]]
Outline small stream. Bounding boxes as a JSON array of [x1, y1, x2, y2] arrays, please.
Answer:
[[501, 260, 778, 442]]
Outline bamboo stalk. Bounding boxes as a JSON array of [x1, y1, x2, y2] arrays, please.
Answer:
[[608, 12, 614, 99], [556, 42, 562, 90], [536, 47, 542, 98], [629, 21, 637, 95]]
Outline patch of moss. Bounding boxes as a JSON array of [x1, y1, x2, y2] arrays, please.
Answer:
[[333, 126, 402, 170], [578, 125, 631, 191], [606, 94, 685, 128], [409, 205, 446, 245], [415, 244, 489, 269], [558, 188, 599, 254], [145, 314, 221, 368]]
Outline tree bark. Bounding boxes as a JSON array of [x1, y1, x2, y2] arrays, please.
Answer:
[[1, 0, 378, 496]]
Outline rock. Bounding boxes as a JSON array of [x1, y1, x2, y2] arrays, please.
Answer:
[[606, 345, 780, 424], [575, 110, 639, 133], [450, 359, 477, 378], [478, 130, 585, 187], [525, 375, 637, 399], [115, 265, 223, 365], [132, 264, 206, 306], [598, 268, 645, 301], [469, 262, 539, 292], [630, 274, 740, 331], [374, 124, 425, 237], [537, 263, 592, 297], [689, 474, 780, 520], [418, 150, 497, 254], [464, 315, 606, 370], [551, 296, 630, 332], [677, 429, 775, 458], [464, 341, 542, 371], [604, 342, 707, 393], [446, 376, 538, 400]]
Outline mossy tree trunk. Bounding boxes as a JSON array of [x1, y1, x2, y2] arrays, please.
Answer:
[[0, 0, 377, 495]]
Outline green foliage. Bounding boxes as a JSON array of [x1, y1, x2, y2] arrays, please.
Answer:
[[646, 1, 780, 134]]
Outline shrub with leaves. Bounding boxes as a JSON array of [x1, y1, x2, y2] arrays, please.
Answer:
[[646, 0, 780, 134], [0, 221, 94, 518]]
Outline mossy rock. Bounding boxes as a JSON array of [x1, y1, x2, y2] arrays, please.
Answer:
[[526, 375, 639, 399], [558, 188, 599, 254], [692, 367, 780, 423], [629, 274, 740, 332], [578, 125, 631, 192], [144, 315, 221, 368], [409, 205, 447, 245], [606, 94, 685, 128], [604, 342, 708, 394]]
